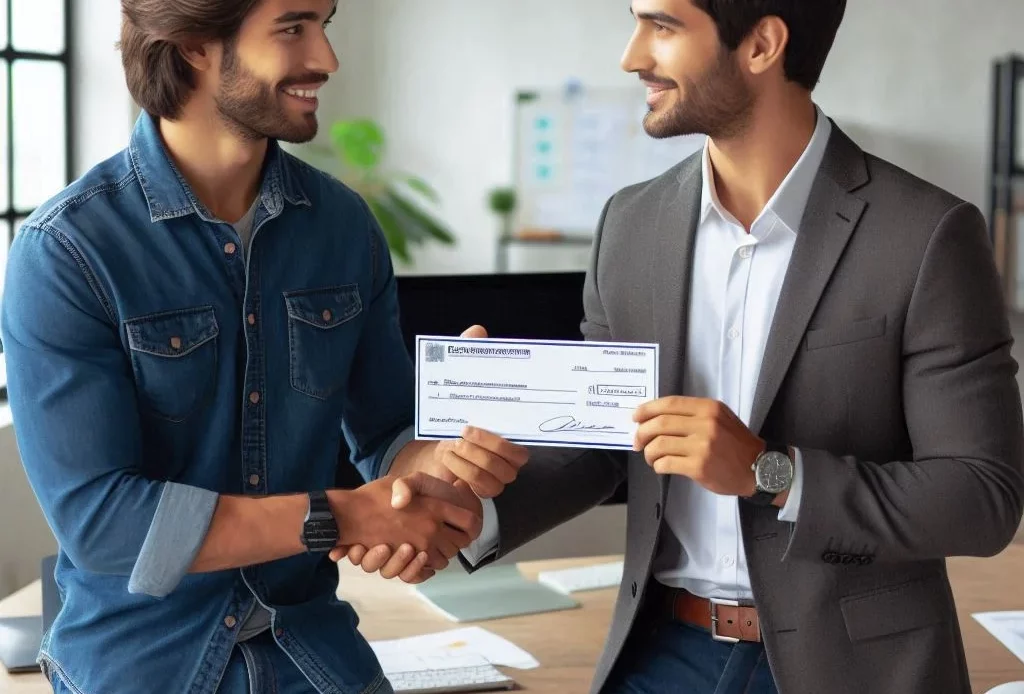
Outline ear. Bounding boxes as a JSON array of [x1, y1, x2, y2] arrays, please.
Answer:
[[178, 41, 216, 74], [742, 15, 788, 78]]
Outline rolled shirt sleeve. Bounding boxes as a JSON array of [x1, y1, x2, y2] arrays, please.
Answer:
[[2, 225, 215, 597]]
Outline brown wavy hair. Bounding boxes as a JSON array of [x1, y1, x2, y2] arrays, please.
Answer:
[[119, 0, 262, 119]]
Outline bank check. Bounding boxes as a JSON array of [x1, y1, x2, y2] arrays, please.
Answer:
[[415, 336, 659, 450]]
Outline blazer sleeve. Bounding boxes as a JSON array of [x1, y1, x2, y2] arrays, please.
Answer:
[[784, 201, 1024, 563]]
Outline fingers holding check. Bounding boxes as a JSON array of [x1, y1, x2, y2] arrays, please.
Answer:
[[435, 426, 531, 498], [632, 396, 763, 497]]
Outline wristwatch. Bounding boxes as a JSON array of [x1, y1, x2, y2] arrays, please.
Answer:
[[744, 441, 794, 507], [300, 491, 339, 552]]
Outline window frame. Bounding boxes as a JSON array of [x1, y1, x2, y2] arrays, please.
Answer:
[[2, 0, 74, 240]]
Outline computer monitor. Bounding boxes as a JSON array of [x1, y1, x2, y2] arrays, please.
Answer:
[[394, 271, 587, 350]]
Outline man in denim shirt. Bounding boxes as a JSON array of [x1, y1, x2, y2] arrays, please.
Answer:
[[0, 0, 527, 692]]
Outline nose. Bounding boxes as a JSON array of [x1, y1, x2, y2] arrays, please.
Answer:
[[308, 30, 340, 75], [620, 28, 652, 74]]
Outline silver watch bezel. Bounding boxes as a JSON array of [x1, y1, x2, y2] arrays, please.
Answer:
[[754, 450, 794, 495]]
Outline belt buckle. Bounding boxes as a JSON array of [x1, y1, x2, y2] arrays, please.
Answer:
[[709, 597, 740, 643]]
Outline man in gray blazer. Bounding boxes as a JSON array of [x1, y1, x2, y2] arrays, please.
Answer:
[[340, 0, 1024, 691]]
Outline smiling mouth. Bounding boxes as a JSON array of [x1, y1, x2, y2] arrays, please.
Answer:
[[284, 86, 320, 100], [643, 80, 675, 92], [643, 82, 675, 106]]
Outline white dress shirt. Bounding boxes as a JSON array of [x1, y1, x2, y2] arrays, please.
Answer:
[[462, 109, 833, 596]]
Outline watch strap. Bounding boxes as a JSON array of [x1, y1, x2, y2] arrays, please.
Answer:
[[301, 490, 339, 552], [306, 490, 331, 519]]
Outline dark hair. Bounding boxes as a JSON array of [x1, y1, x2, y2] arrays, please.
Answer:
[[119, 0, 262, 119], [693, 0, 847, 90]]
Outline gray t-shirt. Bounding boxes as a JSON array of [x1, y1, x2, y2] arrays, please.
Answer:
[[231, 198, 259, 260]]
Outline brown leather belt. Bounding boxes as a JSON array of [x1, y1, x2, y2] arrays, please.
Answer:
[[662, 588, 762, 643]]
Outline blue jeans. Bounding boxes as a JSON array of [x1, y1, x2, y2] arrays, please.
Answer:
[[214, 631, 318, 693], [45, 631, 324, 694], [47, 630, 395, 694], [604, 618, 779, 694]]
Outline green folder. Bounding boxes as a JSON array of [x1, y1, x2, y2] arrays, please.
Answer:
[[412, 565, 580, 622]]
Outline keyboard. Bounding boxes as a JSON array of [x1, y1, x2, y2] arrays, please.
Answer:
[[536, 560, 624, 594], [387, 664, 516, 693]]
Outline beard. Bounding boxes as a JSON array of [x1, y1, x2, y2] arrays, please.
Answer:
[[642, 46, 754, 141], [215, 42, 325, 143]]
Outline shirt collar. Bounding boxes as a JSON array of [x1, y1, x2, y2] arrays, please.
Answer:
[[128, 110, 310, 224], [699, 104, 832, 234]]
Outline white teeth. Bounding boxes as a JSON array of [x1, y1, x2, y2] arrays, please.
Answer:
[[286, 89, 317, 99]]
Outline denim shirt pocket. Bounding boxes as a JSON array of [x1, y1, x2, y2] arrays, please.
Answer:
[[125, 306, 220, 423], [284, 285, 363, 400]]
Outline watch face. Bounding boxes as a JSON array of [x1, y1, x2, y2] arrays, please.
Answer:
[[756, 451, 793, 494]]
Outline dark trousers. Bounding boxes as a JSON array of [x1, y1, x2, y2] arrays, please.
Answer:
[[603, 610, 780, 694]]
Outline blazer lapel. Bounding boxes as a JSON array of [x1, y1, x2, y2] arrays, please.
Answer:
[[748, 126, 870, 434], [653, 154, 702, 400]]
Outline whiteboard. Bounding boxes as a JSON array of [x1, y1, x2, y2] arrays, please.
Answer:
[[512, 86, 704, 236]]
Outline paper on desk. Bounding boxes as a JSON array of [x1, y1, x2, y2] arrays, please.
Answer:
[[370, 626, 540, 671], [972, 611, 1024, 664]]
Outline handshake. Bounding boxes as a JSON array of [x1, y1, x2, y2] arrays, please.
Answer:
[[323, 426, 528, 584], [324, 325, 530, 584]]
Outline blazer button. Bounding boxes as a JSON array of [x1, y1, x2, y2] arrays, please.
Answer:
[[631, 581, 637, 598], [655, 503, 662, 520]]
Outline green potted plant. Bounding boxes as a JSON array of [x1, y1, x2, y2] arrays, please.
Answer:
[[488, 186, 517, 241], [312, 118, 455, 264]]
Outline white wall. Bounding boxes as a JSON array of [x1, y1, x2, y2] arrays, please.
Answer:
[[320, 0, 1024, 275], [72, 0, 136, 178], [317, 0, 639, 275]]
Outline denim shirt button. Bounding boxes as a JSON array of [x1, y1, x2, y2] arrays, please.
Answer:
[[321, 309, 332, 322], [247, 313, 256, 326], [224, 242, 237, 255], [223, 615, 237, 629], [248, 474, 260, 486], [169, 336, 182, 351], [249, 391, 260, 405]]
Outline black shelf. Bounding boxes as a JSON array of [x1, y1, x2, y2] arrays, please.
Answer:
[[989, 55, 1024, 242], [988, 54, 1024, 311]]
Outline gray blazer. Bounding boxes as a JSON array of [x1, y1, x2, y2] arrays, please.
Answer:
[[472, 122, 1024, 693]]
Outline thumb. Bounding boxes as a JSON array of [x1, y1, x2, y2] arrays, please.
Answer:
[[391, 477, 415, 508], [461, 325, 488, 339]]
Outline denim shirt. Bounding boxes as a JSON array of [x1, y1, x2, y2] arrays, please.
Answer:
[[1, 112, 414, 694]]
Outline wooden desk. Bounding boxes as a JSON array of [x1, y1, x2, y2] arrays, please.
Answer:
[[2, 548, 1022, 693]]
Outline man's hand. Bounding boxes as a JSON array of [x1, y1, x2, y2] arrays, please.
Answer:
[[331, 324, 528, 582], [433, 426, 531, 498], [326, 472, 482, 582], [633, 397, 765, 497], [430, 325, 531, 497]]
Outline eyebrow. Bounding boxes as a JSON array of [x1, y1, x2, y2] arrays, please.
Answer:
[[274, 6, 337, 23], [629, 9, 684, 27]]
